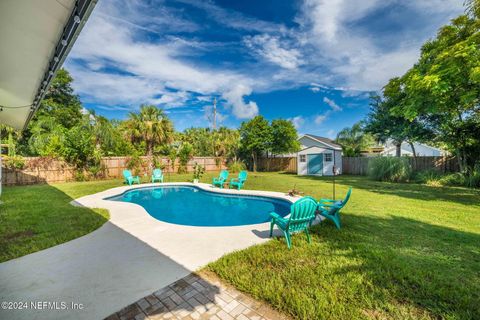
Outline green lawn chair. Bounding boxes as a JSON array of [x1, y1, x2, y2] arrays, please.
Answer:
[[212, 170, 229, 188], [230, 170, 248, 190], [269, 196, 318, 249], [123, 170, 141, 186], [317, 187, 352, 229], [151, 168, 164, 183]]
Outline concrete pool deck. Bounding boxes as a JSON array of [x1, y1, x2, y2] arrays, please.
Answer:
[[0, 183, 306, 320]]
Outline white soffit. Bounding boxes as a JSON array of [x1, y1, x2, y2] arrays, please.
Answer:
[[0, 0, 97, 130]]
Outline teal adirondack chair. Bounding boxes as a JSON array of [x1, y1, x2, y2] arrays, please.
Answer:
[[317, 187, 352, 229], [269, 196, 318, 249], [151, 168, 164, 183], [123, 170, 141, 186], [212, 170, 229, 188], [230, 170, 248, 190]]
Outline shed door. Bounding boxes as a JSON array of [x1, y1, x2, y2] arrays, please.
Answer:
[[307, 154, 323, 175]]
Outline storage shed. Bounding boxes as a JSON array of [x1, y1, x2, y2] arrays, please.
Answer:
[[297, 134, 342, 176]]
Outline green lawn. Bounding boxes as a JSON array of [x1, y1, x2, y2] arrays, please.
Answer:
[[207, 173, 480, 320], [1, 172, 479, 319]]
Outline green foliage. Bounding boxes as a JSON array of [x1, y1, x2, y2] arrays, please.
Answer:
[[270, 119, 300, 155], [177, 142, 193, 173], [415, 167, 480, 188], [389, 11, 480, 171], [125, 152, 145, 175], [368, 157, 412, 182], [3, 155, 25, 170], [63, 122, 96, 170], [336, 121, 375, 156], [228, 160, 247, 173], [36, 69, 83, 129], [239, 115, 273, 171], [192, 162, 205, 180], [0, 124, 20, 156], [125, 105, 174, 156], [365, 93, 434, 157], [414, 169, 443, 186], [27, 116, 66, 157]]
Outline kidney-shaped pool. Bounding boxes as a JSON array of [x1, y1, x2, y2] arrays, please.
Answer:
[[106, 185, 292, 227]]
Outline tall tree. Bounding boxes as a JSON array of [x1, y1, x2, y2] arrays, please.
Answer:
[[35, 68, 83, 129], [270, 119, 300, 156], [365, 91, 433, 157], [239, 116, 272, 171], [125, 105, 174, 156], [336, 122, 375, 156], [393, 7, 480, 171]]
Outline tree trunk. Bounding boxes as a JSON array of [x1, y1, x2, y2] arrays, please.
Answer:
[[408, 141, 417, 171], [252, 151, 257, 172], [395, 142, 402, 157]]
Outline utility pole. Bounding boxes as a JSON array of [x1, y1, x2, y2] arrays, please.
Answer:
[[212, 97, 217, 130]]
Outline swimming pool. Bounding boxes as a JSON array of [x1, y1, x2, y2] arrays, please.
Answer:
[[107, 185, 292, 227]]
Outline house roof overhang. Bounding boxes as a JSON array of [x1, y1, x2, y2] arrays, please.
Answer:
[[0, 0, 97, 130]]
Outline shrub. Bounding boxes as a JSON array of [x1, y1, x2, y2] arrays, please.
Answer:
[[228, 160, 246, 173], [415, 169, 443, 186], [126, 153, 145, 175], [177, 142, 193, 173], [465, 165, 480, 188], [192, 162, 205, 181], [368, 157, 412, 182], [3, 155, 26, 170], [439, 173, 465, 187]]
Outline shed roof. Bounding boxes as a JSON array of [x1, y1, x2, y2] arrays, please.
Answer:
[[301, 134, 342, 150]]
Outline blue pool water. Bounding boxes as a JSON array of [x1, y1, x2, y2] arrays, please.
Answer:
[[107, 186, 291, 227]]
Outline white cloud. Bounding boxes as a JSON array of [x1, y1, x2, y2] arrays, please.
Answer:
[[66, 0, 465, 124], [314, 114, 327, 125], [289, 116, 305, 129], [222, 84, 259, 119], [327, 129, 337, 139], [323, 97, 342, 112], [297, 0, 463, 90], [68, 7, 261, 119], [244, 34, 303, 70]]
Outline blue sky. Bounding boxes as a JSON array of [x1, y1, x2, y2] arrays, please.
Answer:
[[66, 0, 463, 138]]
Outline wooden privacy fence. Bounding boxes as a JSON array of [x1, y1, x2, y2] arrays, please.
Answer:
[[1, 156, 227, 186], [342, 156, 459, 175], [257, 157, 297, 173]]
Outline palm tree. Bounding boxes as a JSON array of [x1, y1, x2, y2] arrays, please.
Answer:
[[125, 105, 174, 156], [336, 122, 374, 157], [213, 127, 240, 161]]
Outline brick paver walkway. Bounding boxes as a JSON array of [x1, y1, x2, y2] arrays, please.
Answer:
[[104, 271, 289, 320]]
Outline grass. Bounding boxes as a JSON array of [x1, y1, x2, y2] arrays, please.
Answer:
[[1, 172, 479, 319], [207, 172, 480, 320], [0, 181, 117, 262], [0, 173, 214, 262]]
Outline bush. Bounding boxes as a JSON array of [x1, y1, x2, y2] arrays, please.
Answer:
[[177, 142, 193, 173], [192, 162, 205, 181], [3, 155, 26, 170], [228, 160, 246, 173], [439, 173, 465, 187], [368, 157, 412, 182], [126, 153, 145, 175], [465, 166, 480, 188], [415, 169, 443, 186]]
